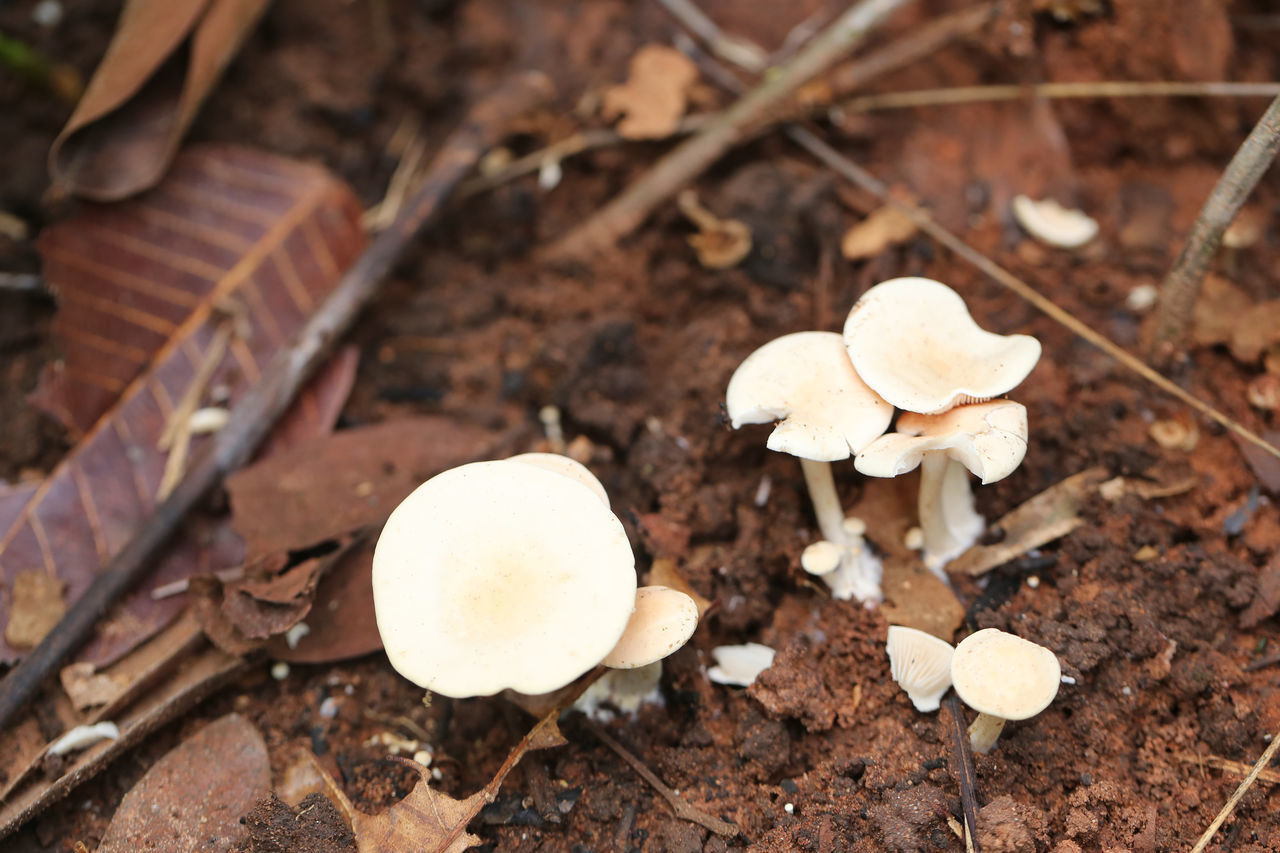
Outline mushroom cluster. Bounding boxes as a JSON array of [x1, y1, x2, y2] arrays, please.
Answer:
[[727, 277, 1041, 597], [372, 453, 699, 699]]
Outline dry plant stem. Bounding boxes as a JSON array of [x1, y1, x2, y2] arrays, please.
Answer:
[[943, 693, 982, 853], [1179, 752, 1280, 784], [1149, 95, 1280, 363], [654, 0, 767, 72], [800, 457, 848, 544], [585, 720, 739, 836], [0, 70, 553, 735], [547, 0, 911, 258], [1189, 723, 1280, 853], [786, 124, 1280, 462], [835, 80, 1280, 113]]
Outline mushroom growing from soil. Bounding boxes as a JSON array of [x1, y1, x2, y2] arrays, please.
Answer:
[[856, 400, 1029, 574], [950, 628, 1061, 753], [886, 625, 954, 712], [726, 331, 893, 603], [1011, 195, 1099, 249], [843, 277, 1041, 416], [372, 459, 639, 698]]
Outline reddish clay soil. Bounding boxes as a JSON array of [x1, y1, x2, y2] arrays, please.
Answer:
[[2, 1, 1280, 851]]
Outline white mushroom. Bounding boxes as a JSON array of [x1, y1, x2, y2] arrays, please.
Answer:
[[707, 642, 776, 687], [1011, 195, 1099, 249], [856, 400, 1028, 575], [843, 277, 1041, 415], [726, 331, 893, 602], [573, 661, 664, 721], [950, 628, 1060, 753], [601, 586, 700, 669], [886, 625, 955, 712], [372, 460, 637, 698], [507, 451, 610, 506]]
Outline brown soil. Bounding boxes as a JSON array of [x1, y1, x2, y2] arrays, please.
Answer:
[[3, 1, 1280, 851]]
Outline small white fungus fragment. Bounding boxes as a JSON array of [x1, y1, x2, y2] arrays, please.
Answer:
[[285, 622, 311, 650], [188, 406, 231, 435], [271, 662, 290, 681], [1126, 283, 1159, 312], [32, 0, 63, 27], [538, 157, 563, 191], [48, 722, 120, 756], [1061, 675, 1076, 685], [754, 474, 772, 508], [708, 643, 775, 687], [904, 527, 924, 551], [1012, 195, 1099, 249], [784, 803, 795, 814], [412, 749, 434, 767], [1026, 576, 1040, 589], [319, 697, 340, 719]]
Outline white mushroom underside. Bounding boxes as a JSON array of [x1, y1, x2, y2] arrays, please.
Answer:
[[886, 625, 955, 712], [372, 461, 637, 698]]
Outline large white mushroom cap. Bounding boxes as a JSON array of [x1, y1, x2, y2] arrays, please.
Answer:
[[507, 452, 610, 506], [843, 278, 1042, 415], [951, 628, 1061, 720], [855, 400, 1029, 484], [726, 331, 893, 461], [372, 460, 637, 698]]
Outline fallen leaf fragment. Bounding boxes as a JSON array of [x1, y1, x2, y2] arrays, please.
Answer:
[[267, 539, 380, 664], [602, 44, 698, 140], [949, 467, 1109, 577], [1191, 275, 1252, 348], [841, 204, 917, 260], [4, 571, 66, 648], [881, 558, 963, 639], [96, 714, 269, 853], [1235, 430, 1280, 494], [227, 417, 499, 556], [1240, 561, 1280, 629], [677, 190, 751, 269], [59, 662, 125, 712], [3, 146, 366, 668], [50, 0, 271, 200], [1229, 300, 1280, 364]]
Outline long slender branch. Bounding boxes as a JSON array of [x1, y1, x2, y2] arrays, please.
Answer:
[[944, 693, 982, 853], [0, 71, 553, 734], [545, 0, 912, 259], [1148, 95, 1280, 363], [834, 81, 1280, 113]]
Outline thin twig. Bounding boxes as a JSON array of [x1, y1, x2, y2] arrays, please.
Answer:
[[944, 693, 982, 853], [1148, 95, 1280, 364], [834, 81, 1280, 113], [585, 720, 739, 836], [1189, 726, 1280, 853], [545, 0, 912, 259], [653, 0, 768, 73], [1243, 651, 1280, 672], [0, 70, 554, 735]]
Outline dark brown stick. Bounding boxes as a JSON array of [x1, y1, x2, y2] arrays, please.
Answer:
[[0, 70, 552, 734], [944, 693, 982, 853], [544, 0, 911, 260], [1147, 95, 1280, 364]]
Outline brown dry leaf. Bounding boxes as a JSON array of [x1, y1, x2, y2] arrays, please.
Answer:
[[840, 204, 917, 260], [308, 713, 567, 853], [1237, 430, 1280, 494], [601, 45, 698, 140], [3, 571, 66, 648], [1229, 300, 1280, 364], [1240, 560, 1280, 629], [50, 0, 270, 200], [97, 714, 269, 853], [59, 662, 125, 713], [227, 417, 499, 556], [2, 146, 366, 668], [949, 467, 1110, 577], [266, 539, 380, 664], [1191, 275, 1252, 348], [880, 558, 963, 641]]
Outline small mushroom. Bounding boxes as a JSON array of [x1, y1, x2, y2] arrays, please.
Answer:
[[573, 662, 664, 721], [601, 585, 699, 669], [843, 277, 1041, 415], [727, 331, 893, 602], [950, 628, 1061, 753], [372, 459, 637, 698], [707, 643, 776, 687], [1011, 195, 1099, 249], [856, 400, 1029, 574], [886, 625, 954, 712]]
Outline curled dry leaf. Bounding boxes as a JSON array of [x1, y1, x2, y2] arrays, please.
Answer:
[[50, 0, 270, 200], [677, 190, 752, 269], [601, 44, 698, 140], [1239, 560, 1280, 629], [840, 204, 917, 260], [266, 539, 380, 664], [2, 146, 366, 668], [96, 714, 269, 853]]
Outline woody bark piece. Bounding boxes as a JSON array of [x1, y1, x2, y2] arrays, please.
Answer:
[[49, 0, 271, 200], [0, 70, 552, 736], [4, 146, 367, 669]]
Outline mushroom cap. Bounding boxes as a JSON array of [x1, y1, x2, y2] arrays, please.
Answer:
[[707, 642, 776, 687], [843, 278, 1041, 414], [507, 452, 610, 506], [801, 540, 842, 576], [372, 460, 637, 698], [855, 400, 1029, 484], [726, 331, 893, 461], [601, 585, 700, 669], [950, 628, 1061, 720], [886, 625, 955, 713], [1011, 195, 1099, 249]]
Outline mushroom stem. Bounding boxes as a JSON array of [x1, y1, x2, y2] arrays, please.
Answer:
[[917, 454, 985, 576], [967, 712, 1008, 754], [799, 457, 848, 544]]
